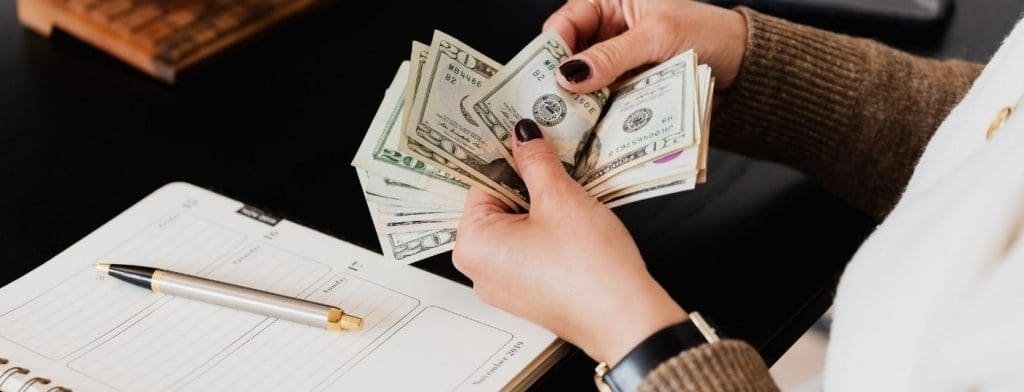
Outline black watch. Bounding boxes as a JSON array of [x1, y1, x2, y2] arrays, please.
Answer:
[[594, 312, 720, 392]]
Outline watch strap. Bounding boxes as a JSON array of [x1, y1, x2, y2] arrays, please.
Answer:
[[596, 312, 720, 392]]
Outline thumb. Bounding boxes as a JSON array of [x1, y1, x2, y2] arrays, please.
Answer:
[[512, 119, 582, 205], [556, 28, 656, 93]]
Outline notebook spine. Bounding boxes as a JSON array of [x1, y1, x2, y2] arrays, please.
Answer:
[[0, 357, 71, 392]]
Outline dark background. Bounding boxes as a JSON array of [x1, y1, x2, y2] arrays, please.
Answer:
[[1, 0, 1021, 390]]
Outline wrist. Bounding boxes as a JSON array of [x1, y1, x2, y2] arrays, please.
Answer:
[[589, 286, 687, 366], [594, 311, 722, 392], [715, 8, 749, 90]]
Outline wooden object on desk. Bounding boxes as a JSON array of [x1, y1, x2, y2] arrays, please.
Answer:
[[17, 0, 321, 83]]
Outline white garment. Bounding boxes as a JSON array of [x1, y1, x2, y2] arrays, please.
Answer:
[[824, 15, 1024, 392]]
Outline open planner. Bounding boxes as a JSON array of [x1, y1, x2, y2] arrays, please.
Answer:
[[0, 182, 565, 391]]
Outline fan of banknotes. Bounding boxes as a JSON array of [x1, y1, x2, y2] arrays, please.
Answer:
[[353, 30, 714, 264]]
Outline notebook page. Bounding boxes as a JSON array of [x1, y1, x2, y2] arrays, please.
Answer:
[[0, 182, 560, 392]]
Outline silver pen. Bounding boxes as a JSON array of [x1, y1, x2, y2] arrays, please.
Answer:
[[95, 263, 363, 331]]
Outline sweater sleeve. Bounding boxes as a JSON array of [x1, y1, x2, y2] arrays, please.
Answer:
[[712, 8, 983, 220], [637, 340, 778, 392]]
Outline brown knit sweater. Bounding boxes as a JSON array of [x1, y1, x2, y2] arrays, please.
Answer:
[[635, 8, 983, 392]]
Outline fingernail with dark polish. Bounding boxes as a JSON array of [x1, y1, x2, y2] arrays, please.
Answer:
[[515, 119, 543, 143], [559, 59, 591, 83]]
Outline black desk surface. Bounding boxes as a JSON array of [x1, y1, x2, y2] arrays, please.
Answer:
[[1, 0, 1021, 390]]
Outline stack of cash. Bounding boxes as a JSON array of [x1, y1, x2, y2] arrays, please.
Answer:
[[353, 30, 714, 264]]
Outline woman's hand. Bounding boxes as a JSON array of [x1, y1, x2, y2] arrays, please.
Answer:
[[544, 0, 747, 93], [453, 119, 687, 365]]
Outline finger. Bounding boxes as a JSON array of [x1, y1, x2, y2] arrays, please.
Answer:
[[556, 27, 656, 93], [542, 0, 601, 51], [462, 186, 510, 218], [512, 119, 581, 205], [454, 187, 516, 279]]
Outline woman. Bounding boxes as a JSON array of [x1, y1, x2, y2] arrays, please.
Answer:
[[454, 0, 1024, 390]]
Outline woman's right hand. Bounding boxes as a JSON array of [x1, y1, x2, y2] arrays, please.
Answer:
[[544, 0, 748, 93]]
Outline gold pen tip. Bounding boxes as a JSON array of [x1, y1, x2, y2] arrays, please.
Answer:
[[95, 263, 111, 274], [340, 314, 363, 331], [327, 307, 363, 331]]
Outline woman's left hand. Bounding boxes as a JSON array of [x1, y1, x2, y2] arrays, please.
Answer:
[[453, 119, 687, 365]]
